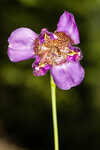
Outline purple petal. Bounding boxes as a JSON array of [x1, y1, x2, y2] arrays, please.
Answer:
[[39, 28, 57, 44], [32, 56, 51, 76], [67, 54, 80, 62], [51, 62, 85, 90], [8, 27, 38, 62], [33, 64, 50, 76], [69, 45, 80, 52], [56, 11, 80, 45], [67, 46, 83, 62]]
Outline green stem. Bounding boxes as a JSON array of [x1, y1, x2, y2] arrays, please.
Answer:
[[50, 75, 59, 150]]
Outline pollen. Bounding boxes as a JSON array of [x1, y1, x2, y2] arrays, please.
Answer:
[[34, 31, 80, 67]]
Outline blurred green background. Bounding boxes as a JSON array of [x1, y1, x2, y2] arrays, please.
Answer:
[[0, 0, 100, 150]]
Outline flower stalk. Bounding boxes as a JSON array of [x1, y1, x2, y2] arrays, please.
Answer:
[[50, 75, 59, 150]]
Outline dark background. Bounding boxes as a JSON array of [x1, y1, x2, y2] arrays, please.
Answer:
[[0, 0, 100, 150]]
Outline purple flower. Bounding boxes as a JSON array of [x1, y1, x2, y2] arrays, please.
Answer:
[[8, 11, 85, 90]]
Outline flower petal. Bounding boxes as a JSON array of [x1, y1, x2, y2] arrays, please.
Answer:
[[39, 28, 57, 44], [56, 11, 80, 45], [8, 27, 38, 62], [32, 56, 51, 76], [67, 46, 82, 62], [51, 62, 85, 90]]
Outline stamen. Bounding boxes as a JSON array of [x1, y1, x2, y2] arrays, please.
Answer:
[[34, 31, 81, 66]]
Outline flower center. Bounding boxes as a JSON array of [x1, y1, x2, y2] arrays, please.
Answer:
[[34, 31, 80, 67]]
